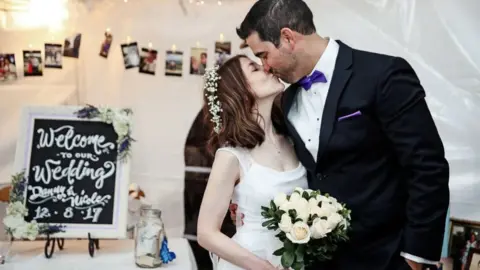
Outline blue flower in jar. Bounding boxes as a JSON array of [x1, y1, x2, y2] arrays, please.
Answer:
[[160, 237, 176, 264]]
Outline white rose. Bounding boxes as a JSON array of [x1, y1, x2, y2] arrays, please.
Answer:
[[316, 195, 330, 203], [279, 201, 293, 212], [7, 201, 28, 217], [286, 221, 311, 244], [315, 203, 337, 218], [3, 215, 25, 230], [274, 193, 288, 208], [294, 187, 304, 194], [22, 221, 39, 241], [98, 108, 115, 123], [113, 115, 130, 137], [292, 198, 310, 222], [334, 202, 344, 211], [326, 213, 343, 230], [278, 213, 293, 233], [310, 218, 332, 239], [308, 197, 319, 209], [13, 225, 27, 239], [310, 205, 322, 216], [289, 192, 302, 203]]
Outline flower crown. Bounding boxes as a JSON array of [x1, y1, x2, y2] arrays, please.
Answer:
[[204, 65, 222, 134]]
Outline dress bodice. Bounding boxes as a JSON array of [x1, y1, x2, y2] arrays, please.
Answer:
[[211, 146, 309, 270], [218, 146, 309, 229]]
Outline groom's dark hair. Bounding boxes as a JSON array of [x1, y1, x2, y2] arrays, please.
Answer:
[[236, 0, 316, 48]]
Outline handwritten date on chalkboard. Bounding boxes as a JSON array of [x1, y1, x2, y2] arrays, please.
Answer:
[[24, 119, 119, 225]]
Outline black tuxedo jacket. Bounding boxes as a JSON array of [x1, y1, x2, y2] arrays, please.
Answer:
[[282, 40, 449, 270]]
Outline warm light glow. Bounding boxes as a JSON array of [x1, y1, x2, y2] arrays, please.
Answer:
[[106, 27, 111, 32], [219, 33, 224, 42], [126, 36, 131, 43], [148, 42, 153, 48], [171, 44, 177, 51], [218, 1, 222, 5], [10, 0, 69, 31], [196, 41, 200, 47]]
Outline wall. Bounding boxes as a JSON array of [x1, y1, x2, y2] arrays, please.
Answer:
[[1, 0, 479, 237]]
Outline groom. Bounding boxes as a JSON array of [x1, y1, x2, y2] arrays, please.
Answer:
[[229, 0, 450, 269]]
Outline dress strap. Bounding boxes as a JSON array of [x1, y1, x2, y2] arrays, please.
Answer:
[[216, 146, 252, 175]]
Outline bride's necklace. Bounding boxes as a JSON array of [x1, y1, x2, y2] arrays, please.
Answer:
[[266, 134, 282, 155]]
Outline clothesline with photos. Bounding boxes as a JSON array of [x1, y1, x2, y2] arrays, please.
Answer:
[[0, 29, 233, 82]]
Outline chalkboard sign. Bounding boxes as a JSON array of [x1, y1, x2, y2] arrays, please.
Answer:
[[13, 106, 132, 239]]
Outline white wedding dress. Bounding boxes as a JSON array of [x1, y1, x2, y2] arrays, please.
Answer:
[[210, 146, 309, 270]]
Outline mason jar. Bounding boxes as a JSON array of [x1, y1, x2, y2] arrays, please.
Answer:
[[134, 206, 165, 268]]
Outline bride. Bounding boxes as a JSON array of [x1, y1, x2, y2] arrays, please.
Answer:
[[197, 55, 308, 270]]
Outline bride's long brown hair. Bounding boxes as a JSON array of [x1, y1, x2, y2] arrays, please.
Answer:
[[203, 55, 287, 156]]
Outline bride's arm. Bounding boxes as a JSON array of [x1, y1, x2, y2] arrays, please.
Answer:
[[197, 150, 274, 270]]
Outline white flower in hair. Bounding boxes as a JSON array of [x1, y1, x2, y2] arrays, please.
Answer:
[[204, 65, 222, 133]]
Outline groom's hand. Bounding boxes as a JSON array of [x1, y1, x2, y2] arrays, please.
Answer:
[[406, 259, 422, 270], [228, 203, 244, 226]]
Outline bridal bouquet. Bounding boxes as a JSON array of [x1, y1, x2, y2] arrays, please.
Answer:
[[261, 187, 351, 270]]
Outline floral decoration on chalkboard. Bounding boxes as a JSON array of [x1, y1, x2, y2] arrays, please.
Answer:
[[3, 170, 65, 240], [74, 104, 134, 162]]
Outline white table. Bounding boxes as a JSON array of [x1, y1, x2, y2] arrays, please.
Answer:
[[1, 238, 197, 270]]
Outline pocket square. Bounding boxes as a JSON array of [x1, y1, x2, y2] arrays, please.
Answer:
[[338, 110, 362, 121]]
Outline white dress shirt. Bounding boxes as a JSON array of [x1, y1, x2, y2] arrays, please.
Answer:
[[287, 38, 436, 265]]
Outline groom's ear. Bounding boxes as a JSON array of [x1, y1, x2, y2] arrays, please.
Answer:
[[280, 28, 296, 49]]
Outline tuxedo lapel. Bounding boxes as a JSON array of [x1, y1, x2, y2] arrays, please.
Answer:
[[316, 41, 353, 164], [282, 84, 316, 171]]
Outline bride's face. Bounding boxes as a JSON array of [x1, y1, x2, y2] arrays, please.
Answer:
[[240, 57, 284, 99]]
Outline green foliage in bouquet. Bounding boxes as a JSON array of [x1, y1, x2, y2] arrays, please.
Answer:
[[261, 188, 352, 270]]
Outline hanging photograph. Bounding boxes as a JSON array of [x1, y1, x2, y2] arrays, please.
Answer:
[[23, 50, 43, 76], [215, 41, 231, 66], [0, 53, 18, 82], [100, 31, 113, 58], [190, 47, 207, 75], [63, 33, 82, 58], [139, 48, 158, 75], [165, 50, 183, 77], [121, 42, 140, 69], [44, 43, 63, 68], [448, 218, 480, 270]]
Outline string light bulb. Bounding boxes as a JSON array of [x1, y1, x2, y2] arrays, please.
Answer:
[[171, 44, 177, 51], [219, 33, 224, 42], [218, 0, 222, 5], [148, 42, 153, 48], [126, 36, 131, 43]]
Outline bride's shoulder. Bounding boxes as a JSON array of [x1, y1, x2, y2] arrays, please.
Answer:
[[210, 147, 241, 179]]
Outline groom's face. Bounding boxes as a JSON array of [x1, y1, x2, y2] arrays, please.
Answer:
[[245, 32, 297, 83]]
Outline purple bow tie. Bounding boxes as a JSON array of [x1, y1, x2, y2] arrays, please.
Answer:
[[298, 70, 327, 90]]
